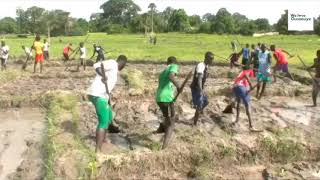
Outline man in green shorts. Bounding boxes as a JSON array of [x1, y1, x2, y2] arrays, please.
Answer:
[[87, 55, 127, 153], [256, 44, 272, 100], [155, 56, 181, 149]]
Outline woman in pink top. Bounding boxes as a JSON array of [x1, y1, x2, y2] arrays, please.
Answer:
[[232, 66, 260, 131], [270, 44, 294, 81]]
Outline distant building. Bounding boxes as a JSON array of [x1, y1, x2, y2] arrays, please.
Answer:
[[253, 32, 280, 37]]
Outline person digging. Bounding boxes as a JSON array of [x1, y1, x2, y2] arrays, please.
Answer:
[[190, 51, 214, 126], [230, 65, 261, 132], [87, 55, 127, 155], [154, 56, 181, 149]]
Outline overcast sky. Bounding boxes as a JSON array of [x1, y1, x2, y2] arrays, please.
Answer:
[[0, 0, 319, 24]]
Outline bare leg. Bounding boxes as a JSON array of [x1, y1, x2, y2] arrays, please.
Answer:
[[235, 99, 240, 124], [162, 117, 173, 149], [259, 82, 267, 99], [312, 87, 319, 107], [273, 67, 277, 82], [96, 128, 106, 152], [33, 62, 37, 73], [193, 109, 201, 126], [162, 103, 175, 149], [245, 104, 253, 128], [40, 62, 43, 73], [256, 82, 261, 99]]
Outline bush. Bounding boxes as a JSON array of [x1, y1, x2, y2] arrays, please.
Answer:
[[17, 34, 28, 38]]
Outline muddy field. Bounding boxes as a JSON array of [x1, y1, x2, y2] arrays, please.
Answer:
[[1, 60, 320, 179]]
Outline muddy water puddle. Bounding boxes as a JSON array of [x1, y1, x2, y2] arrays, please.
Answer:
[[0, 108, 44, 180]]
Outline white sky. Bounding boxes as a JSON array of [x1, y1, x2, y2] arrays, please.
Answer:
[[0, 0, 319, 24]]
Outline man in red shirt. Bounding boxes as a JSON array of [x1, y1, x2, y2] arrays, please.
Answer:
[[231, 66, 260, 131], [63, 43, 74, 61], [270, 45, 294, 82]]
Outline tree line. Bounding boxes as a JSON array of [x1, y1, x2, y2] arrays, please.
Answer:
[[0, 0, 320, 36]]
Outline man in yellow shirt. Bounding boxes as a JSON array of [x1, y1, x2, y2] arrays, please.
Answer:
[[32, 35, 44, 73]]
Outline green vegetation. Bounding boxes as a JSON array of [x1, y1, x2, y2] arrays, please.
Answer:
[[260, 129, 306, 163], [42, 91, 95, 179], [121, 68, 145, 89], [0, 69, 29, 84], [3, 33, 320, 67], [4, 1, 320, 36]]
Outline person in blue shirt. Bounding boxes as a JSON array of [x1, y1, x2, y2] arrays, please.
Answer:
[[239, 43, 251, 68]]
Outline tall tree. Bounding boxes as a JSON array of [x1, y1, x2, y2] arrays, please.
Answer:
[[275, 10, 288, 34], [25, 6, 46, 33], [162, 7, 174, 32], [214, 8, 235, 34], [16, 8, 28, 33], [189, 15, 201, 29], [0, 17, 18, 33], [254, 18, 271, 32], [168, 9, 190, 32], [100, 0, 141, 28], [148, 3, 156, 33]]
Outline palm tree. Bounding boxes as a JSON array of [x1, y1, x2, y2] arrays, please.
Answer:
[[148, 3, 156, 33]]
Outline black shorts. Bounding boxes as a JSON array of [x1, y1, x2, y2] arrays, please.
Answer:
[[1, 58, 7, 65], [44, 51, 49, 60], [157, 102, 175, 118]]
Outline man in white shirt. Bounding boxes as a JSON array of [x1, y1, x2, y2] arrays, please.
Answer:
[[190, 51, 214, 126], [0, 41, 9, 71], [77, 42, 86, 71], [87, 55, 127, 153], [43, 39, 49, 60]]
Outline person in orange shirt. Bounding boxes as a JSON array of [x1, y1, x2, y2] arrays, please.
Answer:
[[32, 35, 44, 73], [63, 43, 73, 61]]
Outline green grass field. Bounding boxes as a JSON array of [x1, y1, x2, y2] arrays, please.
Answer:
[[3, 33, 320, 66]]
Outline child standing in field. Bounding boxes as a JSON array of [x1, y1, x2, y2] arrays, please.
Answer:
[[250, 44, 260, 76], [256, 44, 272, 100], [239, 43, 251, 68], [270, 44, 294, 82], [232, 66, 260, 131], [63, 43, 73, 61], [155, 56, 181, 149], [32, 35, 44, 73], [308, 50, 320, 107], [76, 42, 86, 71], [0, 41, 9, 71], [43, 39, 50, 60]]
